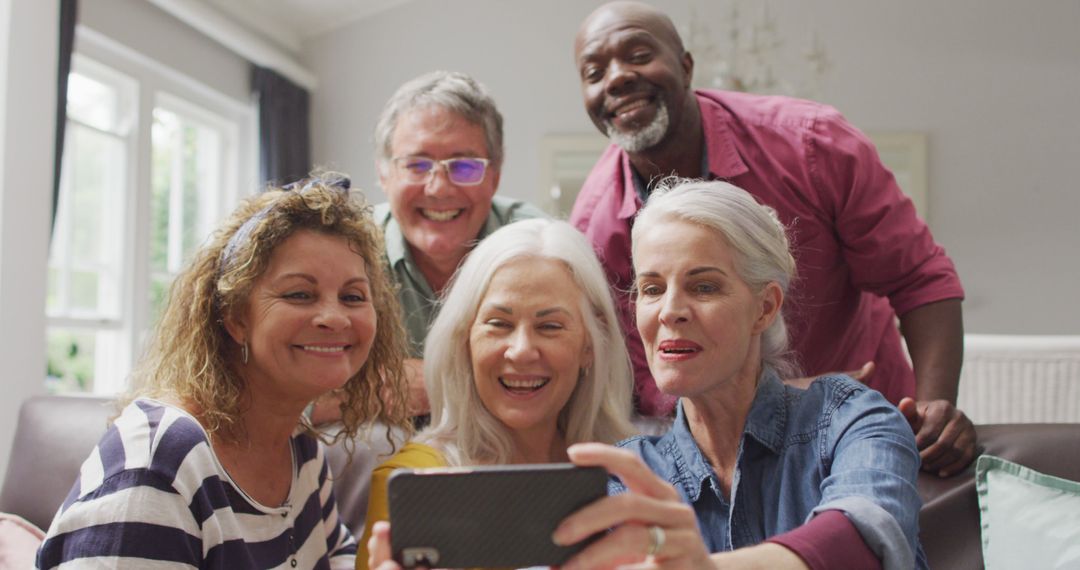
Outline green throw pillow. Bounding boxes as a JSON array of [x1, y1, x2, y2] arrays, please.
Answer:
[[976, 455, 1080, 569]]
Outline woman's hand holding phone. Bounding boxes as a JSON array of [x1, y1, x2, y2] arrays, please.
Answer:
[[554, 443, 715, 570], [368, 521, 404, 570]]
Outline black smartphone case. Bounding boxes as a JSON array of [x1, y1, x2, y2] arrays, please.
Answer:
[[388, 463, 607, 569]]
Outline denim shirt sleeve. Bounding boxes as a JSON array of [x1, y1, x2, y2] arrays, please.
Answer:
[[810, 378, 923, 570]]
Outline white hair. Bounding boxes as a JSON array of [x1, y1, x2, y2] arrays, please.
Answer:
[[632, 178, 799, 378], [417, 219, 635, 465]]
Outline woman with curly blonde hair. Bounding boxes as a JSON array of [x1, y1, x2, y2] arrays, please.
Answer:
[[38, 174, 411, 569]]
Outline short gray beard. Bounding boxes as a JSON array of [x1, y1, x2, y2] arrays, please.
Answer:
[[604, 99, 670, 153]]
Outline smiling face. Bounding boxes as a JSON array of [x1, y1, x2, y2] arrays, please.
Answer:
[[225, 229, 376, 407], [633, 218, 780, 398], [575, 3, 694, 153], [380, 105, 500, 268], [469, 257, 591, 443]]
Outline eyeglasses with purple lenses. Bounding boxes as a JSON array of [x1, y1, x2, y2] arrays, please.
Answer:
[[392, 156, 490, 186]]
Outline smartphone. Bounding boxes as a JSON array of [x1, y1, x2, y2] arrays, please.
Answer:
[[387, 463, 608, 569]]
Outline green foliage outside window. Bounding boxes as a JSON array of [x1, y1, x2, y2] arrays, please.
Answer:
[[45, 330, 95, 393]]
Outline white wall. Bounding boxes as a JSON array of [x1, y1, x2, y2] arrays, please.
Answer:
[[305, 0, 1080, 335], [0, 0, 57, 486], [304, 0, 598, 201], [80, 0, 250, 103]]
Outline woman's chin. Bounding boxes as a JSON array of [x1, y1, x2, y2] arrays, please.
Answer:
[[306, 374, 352, 396], [494, 410, 553, 434]]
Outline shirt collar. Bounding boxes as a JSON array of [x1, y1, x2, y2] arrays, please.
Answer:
[[657, 402, 716, 502], [741, 367, 789, 454], [695, 90, 750, 180], [657, 367, 789, 500], [476, 206, 503, 241], [379, 206, 410, 268], [618, 91, 750, 216], [616, 154, 643, 220], [630, 134, 716, 203]]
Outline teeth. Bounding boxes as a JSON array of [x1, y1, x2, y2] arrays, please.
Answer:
[[500, 377, 548, 390], [302, 346, 345, 353], [422, 209, 462, 221], [615, 99, 649, 117]]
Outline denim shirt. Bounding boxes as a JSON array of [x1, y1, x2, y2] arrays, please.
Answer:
[[615, 369, 927, 570]]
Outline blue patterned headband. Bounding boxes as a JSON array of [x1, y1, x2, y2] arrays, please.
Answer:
[[217, 174, 351, 277]]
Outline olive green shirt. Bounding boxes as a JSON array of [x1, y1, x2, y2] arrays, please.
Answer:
[[374, 196, 547, 357]]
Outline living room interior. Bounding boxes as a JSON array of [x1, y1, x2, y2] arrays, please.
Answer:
[[1, 0, 1078, 567]]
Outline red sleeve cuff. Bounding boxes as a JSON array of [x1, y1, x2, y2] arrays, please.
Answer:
[[766, 510, 881, 570]]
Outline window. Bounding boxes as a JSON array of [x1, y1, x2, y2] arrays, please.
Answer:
[[46, 59, 134, 394], [46, 31, 255, 395], [148, 97, 235, 325]]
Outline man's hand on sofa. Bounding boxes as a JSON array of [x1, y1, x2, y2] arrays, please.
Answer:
[[899, 397, 976, 477]]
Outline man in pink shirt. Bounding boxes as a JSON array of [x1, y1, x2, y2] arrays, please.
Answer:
[[571, 1, 974, 476]]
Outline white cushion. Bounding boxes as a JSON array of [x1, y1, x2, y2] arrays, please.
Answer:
[[976, 455, 1080, 569]]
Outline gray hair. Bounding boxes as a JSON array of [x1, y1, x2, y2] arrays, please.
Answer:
[[417, 219, 635, 466], [374, 70, 504, 170], [632, 178, 799, 378]]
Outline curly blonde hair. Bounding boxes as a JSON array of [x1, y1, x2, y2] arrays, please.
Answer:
[[126, 174, 411, 443]]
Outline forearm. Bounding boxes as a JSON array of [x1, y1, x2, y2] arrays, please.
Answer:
[[899, 299, 963, 403], [767, 510, 881, 570], [403, 357, 428, 416], [709, 543, 808, 569]]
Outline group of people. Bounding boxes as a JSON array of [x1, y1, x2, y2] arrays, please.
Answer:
[[36, 2, 974, 569]]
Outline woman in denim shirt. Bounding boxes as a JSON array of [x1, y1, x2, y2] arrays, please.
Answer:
[[554, 179, 925, 570]]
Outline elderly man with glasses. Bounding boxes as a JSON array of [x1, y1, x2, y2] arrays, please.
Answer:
[[371, 71, 545, 416]]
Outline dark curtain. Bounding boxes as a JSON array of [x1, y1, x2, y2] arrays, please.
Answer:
[[52, 0, 77, 234], [251, 65, 311, 188]]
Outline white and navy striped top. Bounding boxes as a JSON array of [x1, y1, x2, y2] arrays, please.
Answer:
[[36, 399, 357, 569]]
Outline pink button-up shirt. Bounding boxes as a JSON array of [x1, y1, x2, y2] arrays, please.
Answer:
[[571, 90, 964, 416]]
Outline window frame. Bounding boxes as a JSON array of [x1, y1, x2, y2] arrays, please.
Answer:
[[47, 25, 256, 395]]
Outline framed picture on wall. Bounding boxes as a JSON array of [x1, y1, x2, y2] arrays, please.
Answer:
[[537, 133, 609, 218], [867, 131, 929, 223]]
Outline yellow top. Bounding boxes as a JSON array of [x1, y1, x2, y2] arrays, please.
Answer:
[[356, 441, 447, 570]]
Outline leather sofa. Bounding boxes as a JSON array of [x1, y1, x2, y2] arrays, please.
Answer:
[[4, 395, 1079, 568], [917, 423, 1080, 569]]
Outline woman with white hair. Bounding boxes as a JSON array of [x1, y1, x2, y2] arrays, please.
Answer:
[[550, 179, 925, 570], [357, 218, 635, 569]]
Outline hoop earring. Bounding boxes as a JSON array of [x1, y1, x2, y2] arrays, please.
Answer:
[[241, 342, 249, 365]]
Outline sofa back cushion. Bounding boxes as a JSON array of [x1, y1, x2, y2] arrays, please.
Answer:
[[0, 396, 114, 531]]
